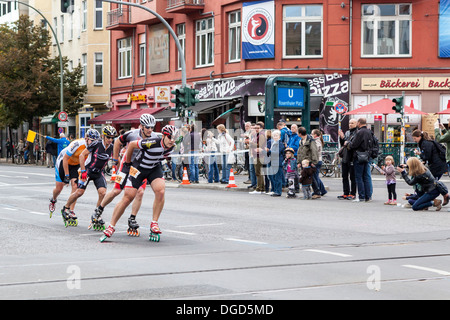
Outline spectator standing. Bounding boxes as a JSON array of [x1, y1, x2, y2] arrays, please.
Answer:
[[217, 124, 235, 184], [311, 129, 327, 196], [45, 133, 70, 157], [5, 138, 12, 160], [264, 129, 272, 193], [205, 130, 219, 183], [283, 148, 299, 193], [297, 126, 321, 199], [299, 160, 315, 200], [249, 121, 266, 194], [346, 118, 374, 202], [242, 122, 252, 184], [374, 155, 397, 205], [434, 119, 450, 174], [45, 138, 56, 168], [266, 130, 285, 197], [188, 124, 201, 183], [246, 123, 257, 190], [338, 119, 358, 200]]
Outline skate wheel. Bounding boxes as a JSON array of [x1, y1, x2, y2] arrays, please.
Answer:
[[100, 235, 108, 242], [88, 224, 92, 230], [149, 233, 160, 242], [136, 229, 140, 237]]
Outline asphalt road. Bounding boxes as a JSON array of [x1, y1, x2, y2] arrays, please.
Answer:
[[0, 164, 450, 302]]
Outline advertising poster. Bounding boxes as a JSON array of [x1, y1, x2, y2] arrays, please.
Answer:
[[242, 0, 275, 59], [149, 24, 169, 74], [440, 0, 450, 58]]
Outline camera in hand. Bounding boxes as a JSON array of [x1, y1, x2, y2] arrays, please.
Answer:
[[399, 164, 408, 169]]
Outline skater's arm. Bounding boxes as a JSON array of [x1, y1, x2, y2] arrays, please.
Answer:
[[125, 141, 139, 164], [112, 137, 123, 163], [79, 149, 90, 179]]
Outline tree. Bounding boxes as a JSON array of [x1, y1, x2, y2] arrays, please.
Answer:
[[0, 15, 87, 128]]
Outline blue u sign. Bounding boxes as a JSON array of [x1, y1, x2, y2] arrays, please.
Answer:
[[276, 87, 305, 108]]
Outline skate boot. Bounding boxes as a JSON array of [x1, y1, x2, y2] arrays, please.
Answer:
[[88, 208, 105, 231], [100, 225, 115, 242], [61, 206, 78, 227], [49, 198, 57, 218], [149, 221, 161, 242], [127, 215, 140, 237]]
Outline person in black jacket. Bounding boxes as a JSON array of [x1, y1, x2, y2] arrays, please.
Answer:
[[398, 157, 442, 211], [412, 130, 447, 180], [338, 118, 358, 200], [345, 118, 373, 202]]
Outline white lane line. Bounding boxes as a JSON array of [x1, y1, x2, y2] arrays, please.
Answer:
[[176, 223, 225, 228], [3, 208, 17, 211], [29, 211, 48, 216], [165, 229, 196, 236], [305, 249, 353, 258], [402, 265, 450, 276], [225, 238, 268, 245]]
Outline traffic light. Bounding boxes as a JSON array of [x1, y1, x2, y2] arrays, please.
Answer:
[[61, 0, 74, 13], [392, 96, 404, 114], [188, 88, 200, 107], [171, 88, 187, 114]]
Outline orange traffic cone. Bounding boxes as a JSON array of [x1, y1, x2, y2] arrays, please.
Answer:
[[110, 166, 117, 182], [181, 167, 191, 185], [226, 168, 238, 188]]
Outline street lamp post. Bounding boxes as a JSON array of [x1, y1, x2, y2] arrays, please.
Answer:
[[1, 0, 65, 112]]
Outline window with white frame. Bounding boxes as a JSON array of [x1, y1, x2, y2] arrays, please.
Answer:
[[118, 37, 132, 79], [139, 42, 146, 76], [81, 0, 87, 31], [53, 17, 57, 45], [94, 52, 103, 85], [228, 11, 241, 62], [60, 15, 64, 43], [361, 4, 412, 57], [176, 23, 185, 70], [283, 5, 323, 58], [69, 12, 73, 41], [196, 17, 214, 67], [95, 0, 103, 30], [81, 53, 87, 85]]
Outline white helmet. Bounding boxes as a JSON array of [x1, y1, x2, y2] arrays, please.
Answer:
[[140, 113, 156, 128]]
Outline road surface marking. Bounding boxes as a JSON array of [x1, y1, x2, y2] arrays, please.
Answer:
[[402, 265, 450, 276], [176, 223, 224, 228], [225, 238, 268, 245], [165, 229, 196, 235], [305, 249, 353, 258]]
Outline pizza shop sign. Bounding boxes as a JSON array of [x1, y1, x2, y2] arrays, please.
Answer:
[[362, 77, 450, 90]]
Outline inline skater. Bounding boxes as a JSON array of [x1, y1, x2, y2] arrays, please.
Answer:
[[60, 126, 117, 230], [101, 125, 178, 242], [49, 129, 100, 226], [95, 114, 157, 236]]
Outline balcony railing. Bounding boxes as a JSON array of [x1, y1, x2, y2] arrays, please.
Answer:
[[167, 0, 205, 13], [107, 7, 133, 29]]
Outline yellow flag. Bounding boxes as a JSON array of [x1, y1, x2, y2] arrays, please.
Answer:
[[26, 130, 37, 143]]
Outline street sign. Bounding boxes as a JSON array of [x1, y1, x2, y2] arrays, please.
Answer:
[[58, 127, 65, 134], [276, 87, 305, 108], [58, 111, 68, 122], [58, 121, 68, 127], [335, 102, 347, 114]]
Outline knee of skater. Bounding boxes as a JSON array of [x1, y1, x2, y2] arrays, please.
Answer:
[[154, 188, 165, 200]]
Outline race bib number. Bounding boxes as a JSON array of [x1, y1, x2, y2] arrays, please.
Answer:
[[115, 171, 127, 184], [129, 166, 140, 178]]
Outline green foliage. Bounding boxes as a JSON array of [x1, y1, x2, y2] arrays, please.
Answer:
[[0, 15, 86, 128]]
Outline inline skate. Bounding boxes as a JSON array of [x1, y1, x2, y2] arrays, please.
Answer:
[[88, 207, 105, 231], [127, 215, 140, 237], [61, 206, 78, 227], [149, 221, 161, 242], [49, 198, 57, 218], [100, 225, 115, 242]]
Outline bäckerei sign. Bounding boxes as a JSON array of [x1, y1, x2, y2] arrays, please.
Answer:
[[362, 77, 450, 90]]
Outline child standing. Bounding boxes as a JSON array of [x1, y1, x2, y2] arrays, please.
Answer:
[[283, 147, 299, 196], [376, 155, 397, 205], [299, 159, 315, 199]]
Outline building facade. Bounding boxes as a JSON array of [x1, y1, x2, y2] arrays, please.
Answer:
[[95, 1, 448, 142], [29, 0, 111, 139]]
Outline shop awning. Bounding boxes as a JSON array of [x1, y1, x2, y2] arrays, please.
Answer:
[[41, 112, 59, 124], [88, 109, 133, 125], [113, 106, 166, 124], [155, 100, 231, 121]]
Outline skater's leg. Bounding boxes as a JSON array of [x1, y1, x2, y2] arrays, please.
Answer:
[[110, 188, 137, 227], [96, 187, 107, 208], [150, 178, 165, 222], [100, 187, 122, 209], [52, 182, 65, 202], [130, 187, 145, 217], [65, 188, 85, 208], [68, 179, 78, 211]]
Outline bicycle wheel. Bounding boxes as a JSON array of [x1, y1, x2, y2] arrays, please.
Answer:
[[320, 159, 334, 177]]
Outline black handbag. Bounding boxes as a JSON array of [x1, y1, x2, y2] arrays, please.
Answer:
[[356, 150, 369, 164]]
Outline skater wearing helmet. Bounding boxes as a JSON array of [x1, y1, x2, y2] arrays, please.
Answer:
[[101, 125, 178, 242], [61, 126, 117, 230], [95, 114, 157, 236], [49, 129, 100, 226]]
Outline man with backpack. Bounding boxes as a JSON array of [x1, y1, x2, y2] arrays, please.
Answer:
[[345, 118, 375, 202]]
